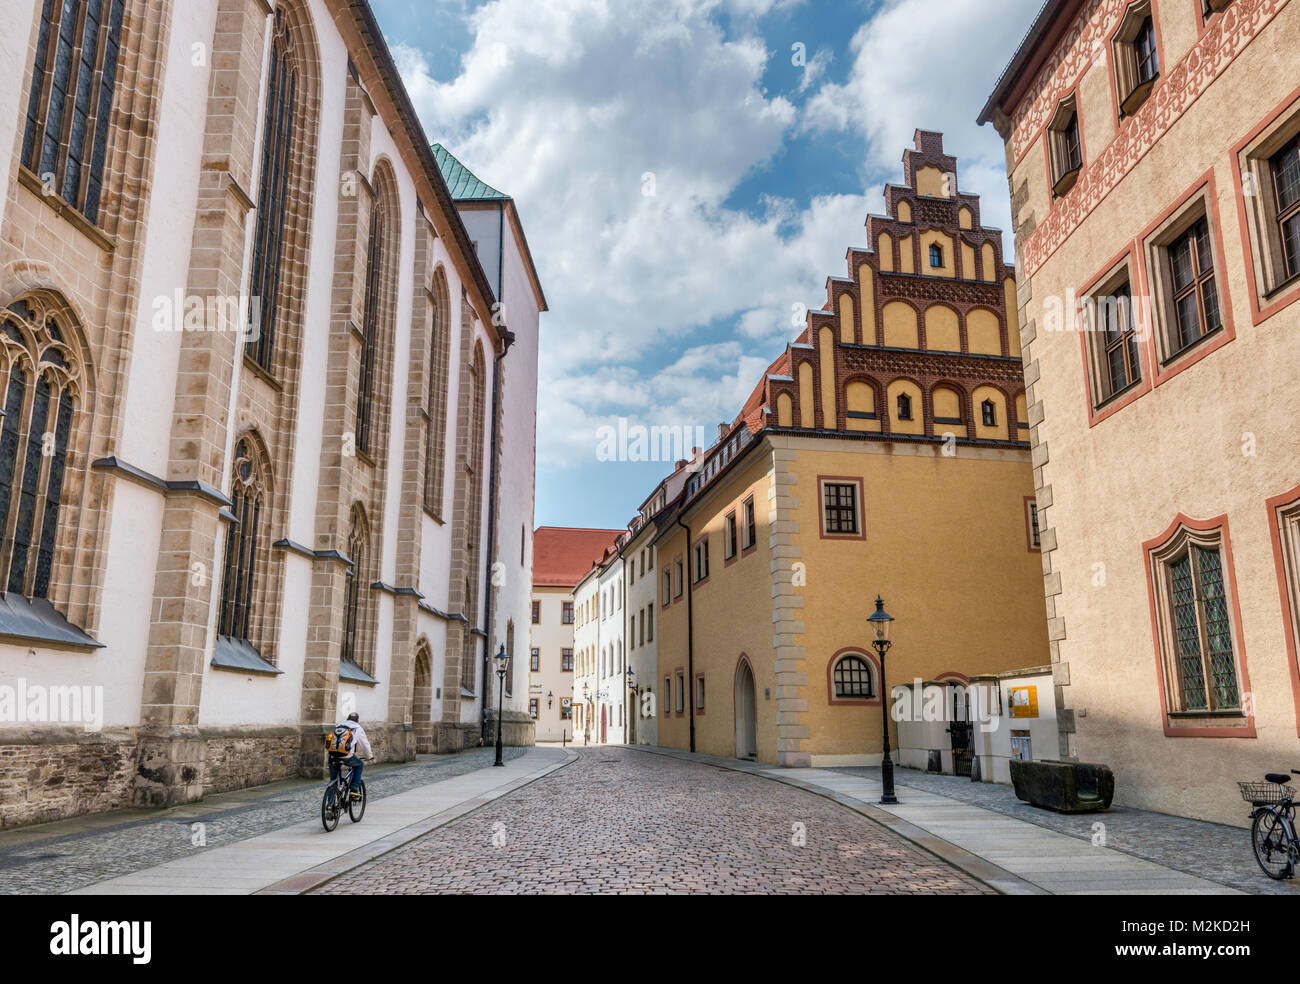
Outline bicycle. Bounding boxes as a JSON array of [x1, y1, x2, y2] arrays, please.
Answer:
[[1237, 769, 1300, 879], [321, 758, 367, 832]]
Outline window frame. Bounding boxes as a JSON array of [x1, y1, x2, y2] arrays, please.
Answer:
[[561, 600, 574, 624], [724, 510, 738, 562], [1140, 172, 1235, 385], [1267, 484, 1300, 738], [1046, 94, 1084, 198], [694, 673, 706, 715], [827, 649, 881, 706], [1111, 2, 1162, 119], [1143, 515, 1253, 737], [561, 648, 574, 672], [741, 495, 757, 554], [529, 647, 540, 672], [819, 476, 865, 540]]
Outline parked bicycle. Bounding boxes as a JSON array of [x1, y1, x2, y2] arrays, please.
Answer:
[[1237, 769, 1300, 879], [321, 759, 367, 832]]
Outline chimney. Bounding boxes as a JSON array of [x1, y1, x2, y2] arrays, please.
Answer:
[[717, 422, 728, 441], [674, 459, 686, 473]]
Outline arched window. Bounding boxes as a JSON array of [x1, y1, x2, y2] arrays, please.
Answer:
[[504, 620, 514, 697], [423, 269, 451, 511], [896, 392, 913, 420], [981, 399, 997, 427], [342, 505, 370, 673], [356, 194, 386, 454], [22, 0, 126, 223], [246, 6, 298, 372], [833, 654, 874, 699], [0, 298, 84, 599], [218, 434, 269, 645]]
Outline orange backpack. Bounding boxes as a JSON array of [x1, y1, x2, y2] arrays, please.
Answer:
[[326, 725, 355, 756]]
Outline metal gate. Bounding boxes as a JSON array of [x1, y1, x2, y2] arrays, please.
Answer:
[[947, 687, 973, 777]]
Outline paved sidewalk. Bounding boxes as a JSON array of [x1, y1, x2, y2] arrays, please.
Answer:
[[635, 747, 1242, 895], [0, 746, 568, 895], [66, 747, 571, 895]]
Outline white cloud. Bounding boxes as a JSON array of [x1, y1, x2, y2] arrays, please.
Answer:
[[799, 0, 1041, 238]]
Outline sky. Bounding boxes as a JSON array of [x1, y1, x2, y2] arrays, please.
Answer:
[[370, 0, 1044, 529]]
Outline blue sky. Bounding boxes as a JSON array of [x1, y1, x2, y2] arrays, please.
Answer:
[[371, 0, 1042, 529]]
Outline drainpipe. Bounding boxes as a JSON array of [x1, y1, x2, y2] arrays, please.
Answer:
[[479, 324, 515, 746], [674, 513, 696, 753]]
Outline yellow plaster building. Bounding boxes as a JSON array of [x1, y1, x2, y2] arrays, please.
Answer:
[[653, 132, 1051, 767]]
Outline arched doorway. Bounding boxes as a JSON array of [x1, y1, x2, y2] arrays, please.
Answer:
[[600, 704, 607, 744], [413, 643, 433, 754], [734, 657, 757, 760]]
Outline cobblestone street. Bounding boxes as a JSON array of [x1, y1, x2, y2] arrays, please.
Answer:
[[315, 746, 992, 894]]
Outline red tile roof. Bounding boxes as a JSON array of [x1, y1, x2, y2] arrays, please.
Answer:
[[532, 527, 625, 588]]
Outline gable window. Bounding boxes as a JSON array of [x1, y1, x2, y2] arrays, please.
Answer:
[[1114, 3, 1159, 117], [929, 244, 943, 268], [1147, 521, 1246, 726], [246, 7, 299, 373], [833, 654, 875, 699], [1047, 98, 1083, 197], [529, 647, 540, 672], [21, 0, 127, 225], [724, 510, 738, 560], [980, 400, 997, 427], [896, 393, 913, 420], [821, 480, 862, 537]]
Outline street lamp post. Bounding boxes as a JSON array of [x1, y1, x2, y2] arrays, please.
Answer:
[[868, 596, 897, 805], [493, 645, 509, 767], [625, 668, 636, 745], [582, 682, 591, 746]]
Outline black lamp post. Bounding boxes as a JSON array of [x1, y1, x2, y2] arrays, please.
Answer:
[[582, 682, 591, 745], [868, 596, 897, 805], [625, 668, 636, 744], [493, 644, 509, 767]]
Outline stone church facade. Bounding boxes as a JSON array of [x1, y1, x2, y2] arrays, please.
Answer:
[[0, 0, 539, 828]]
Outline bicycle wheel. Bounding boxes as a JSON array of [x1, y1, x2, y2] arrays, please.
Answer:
[[321, 784, 340, 832], [348, 779, 366, 823], [1250, 809, 1293, 879]]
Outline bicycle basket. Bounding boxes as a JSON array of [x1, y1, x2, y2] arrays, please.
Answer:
[[1238, 779, 1293, 806]]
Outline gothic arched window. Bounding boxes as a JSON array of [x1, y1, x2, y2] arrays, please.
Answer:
[[423, 269, 451, 512], [218, 435, 269, 645], [356, 195, 385, 454], [22, 0, 127, 223], [246, 6, 298, 372], [342, 505, 370, 674], [0, 298, 84, 599]]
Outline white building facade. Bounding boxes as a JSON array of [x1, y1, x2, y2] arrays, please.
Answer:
[[0, 0, 539, 828]]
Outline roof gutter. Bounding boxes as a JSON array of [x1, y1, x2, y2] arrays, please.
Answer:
[[976, 0, 1074, 127]]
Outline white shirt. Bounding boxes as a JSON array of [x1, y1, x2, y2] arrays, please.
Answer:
[[337, 719, 373, 759]]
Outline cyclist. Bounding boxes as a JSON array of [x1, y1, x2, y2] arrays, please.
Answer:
[[326, 711, 373, 799]]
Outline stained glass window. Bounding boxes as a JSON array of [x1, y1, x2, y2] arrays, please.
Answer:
[[1166, 543, 1240, 712], [22, 0, 125, 223]]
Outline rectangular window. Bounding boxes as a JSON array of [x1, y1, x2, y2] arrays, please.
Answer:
[[743, 496, 757, 551], [664, 676, 671, 716], [695, 674, 706, 712], [629, 613, 636, 650], [530, 600, 540, 624], [675, 671, 685, 714], [725, 511, 738, 560], [1114, 4, 1159, 117], [1026, 498, 1041, 552], [662, 569, 671, 605], [1272, 135, 1300, 283], [562, 600, 574, 624], [1168, 218, 1222, 354], [647, 603, 654, 642], [528, 698, 538, 719], [529, 648, 540, 672], [822, 481, 861, 536], [561, 648, 573, 671], [692, 538, 709, 583], [1047, 98, 1083, 197], [673, 559, 683, 598]]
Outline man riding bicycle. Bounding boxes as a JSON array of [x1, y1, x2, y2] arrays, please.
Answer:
[[326, 711, 373, 799]]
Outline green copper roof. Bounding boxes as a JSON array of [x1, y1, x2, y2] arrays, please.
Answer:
[[431, 143, 510, 202]]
